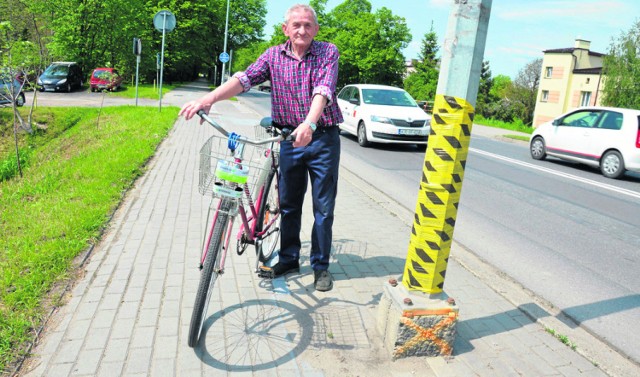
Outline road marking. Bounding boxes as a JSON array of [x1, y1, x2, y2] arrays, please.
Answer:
[[470, 148, 640, 200]]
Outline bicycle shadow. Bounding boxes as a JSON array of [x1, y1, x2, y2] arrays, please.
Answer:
[[193, 237, 401, 372], [195, 286, 382, 373]]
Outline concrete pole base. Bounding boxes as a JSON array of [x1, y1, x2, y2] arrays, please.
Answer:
[[376, 279, 459, 359]]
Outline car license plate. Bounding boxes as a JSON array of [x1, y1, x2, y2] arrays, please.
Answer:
[[399, 129, 422, 135]]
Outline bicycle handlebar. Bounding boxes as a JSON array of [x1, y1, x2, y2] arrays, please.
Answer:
[[197, 110, 294, 145]]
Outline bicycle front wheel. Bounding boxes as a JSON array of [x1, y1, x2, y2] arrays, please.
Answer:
[[256, 168, 280, 263], [188, 199, 232, 347]]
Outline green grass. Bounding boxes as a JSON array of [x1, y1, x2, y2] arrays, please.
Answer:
[[106, 83, 178, 99], [474, 115, 534, 135], [0, 106, 177, 373], [545, 327, 577, 350]]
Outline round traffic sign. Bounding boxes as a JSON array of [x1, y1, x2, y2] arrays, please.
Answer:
[[153, 10, 176, 32], [219, 52, 230, 63]]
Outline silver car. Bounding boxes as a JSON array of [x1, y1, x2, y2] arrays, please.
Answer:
[[0, 73, 26, 107]]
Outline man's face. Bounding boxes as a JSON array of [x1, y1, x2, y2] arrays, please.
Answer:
[[282, 9, 319, 51]]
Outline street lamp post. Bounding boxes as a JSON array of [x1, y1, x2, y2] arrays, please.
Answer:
[[220, 0, 231, 83]]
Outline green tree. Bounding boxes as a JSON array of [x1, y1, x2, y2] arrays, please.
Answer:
[[404, 24, 439, 102], [506, 58, 542, 125], [601, 19, 640, 109], [489, 74, 511, 99], [9, 0, 267, 84], [232, 40, 271, 73], [475, 60, 493, 117], [329, 0, 411, 87]]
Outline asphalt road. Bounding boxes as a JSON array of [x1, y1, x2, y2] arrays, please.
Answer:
[[238, 89, 640, 365]]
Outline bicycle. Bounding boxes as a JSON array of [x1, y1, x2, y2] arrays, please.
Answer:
[[188, 110, 293, 347]]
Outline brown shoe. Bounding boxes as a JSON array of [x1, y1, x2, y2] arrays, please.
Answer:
[[313, 270, 333, 292]]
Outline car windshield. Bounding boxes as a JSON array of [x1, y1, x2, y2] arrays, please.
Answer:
[[44, 65, 69, 76], [362, 89, 417, 107], [93, 70, 113, 79]]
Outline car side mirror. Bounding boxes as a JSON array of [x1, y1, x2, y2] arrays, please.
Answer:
[[552, 119, 561, 126], [348, 98, 359, 105]]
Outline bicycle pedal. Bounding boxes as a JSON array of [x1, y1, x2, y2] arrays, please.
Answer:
[[257, 265, 275, 279]]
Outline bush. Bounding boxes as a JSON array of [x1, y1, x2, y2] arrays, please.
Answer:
[[483, 99, 527, 124]]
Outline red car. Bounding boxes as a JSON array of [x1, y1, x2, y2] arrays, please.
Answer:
[[90, 68, 123, 92]]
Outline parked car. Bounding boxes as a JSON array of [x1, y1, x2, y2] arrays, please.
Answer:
[[37, 62, 83, 92], [258, 80, 271, 92], [336, 84, 431, 147], [529, 106, 640, 179], [90, 67, 123, 92], [0, 73, 25, 107]]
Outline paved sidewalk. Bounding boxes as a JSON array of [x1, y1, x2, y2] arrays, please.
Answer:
[[17, 81, 637, 376]]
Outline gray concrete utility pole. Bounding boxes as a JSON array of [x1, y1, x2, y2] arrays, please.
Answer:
[[377, 0, 492, 359]]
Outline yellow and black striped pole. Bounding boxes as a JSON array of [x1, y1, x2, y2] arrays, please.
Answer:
[[378, 0, 492, 359], [402, 94, 474, 293], [402, 0, 492, 294]]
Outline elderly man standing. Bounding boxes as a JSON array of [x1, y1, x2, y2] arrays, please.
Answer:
[[180, 3, 343, 292]]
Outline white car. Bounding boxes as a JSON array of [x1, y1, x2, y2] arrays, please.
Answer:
[[336, 84, 431, 147], [529, 106, 640, 179]]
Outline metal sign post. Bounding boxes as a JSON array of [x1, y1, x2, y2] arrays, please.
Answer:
[[153, 10, 176, 111], [133, 38, 142, 106], [220, 0, 231, 83], [219, 51, 230, 83], [156, 52, 160, 94]]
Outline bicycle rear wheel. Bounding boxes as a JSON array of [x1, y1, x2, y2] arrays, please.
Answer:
[[188, 199, 232, 347], [256, 168, 280, 263]]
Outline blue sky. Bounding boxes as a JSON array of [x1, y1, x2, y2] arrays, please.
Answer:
[[264, 0, 640, 79]]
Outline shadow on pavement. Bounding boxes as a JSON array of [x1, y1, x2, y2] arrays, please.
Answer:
[[454, 295, 640, 355]]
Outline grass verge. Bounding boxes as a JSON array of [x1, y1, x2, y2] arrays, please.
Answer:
[[0, 106, 177, 373], [100, 83, 178, 99], [475, 115, 534, 135]]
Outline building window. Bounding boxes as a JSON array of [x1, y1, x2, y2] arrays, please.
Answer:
[[541, 90, 549, 102], [545, 67, 553, 78], [580, 91, 592, 107]]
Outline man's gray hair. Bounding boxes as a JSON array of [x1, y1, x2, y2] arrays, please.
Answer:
[[284, 4, 318, 25]]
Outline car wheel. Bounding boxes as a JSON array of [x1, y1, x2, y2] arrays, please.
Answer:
[[600, 150, 625, 179], [357, 122, 371, 147], [91, 87, 95, 92], [66, 83, 71, 93], [16, 93, 25, 107], [530, 136, 546, 160], [38, 87, 44, 92]]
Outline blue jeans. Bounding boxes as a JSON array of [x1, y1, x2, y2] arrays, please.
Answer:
[[278, 126, 340, 271]]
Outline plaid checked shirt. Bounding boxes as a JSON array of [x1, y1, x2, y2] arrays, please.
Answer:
[[234, 40, 343, 128]]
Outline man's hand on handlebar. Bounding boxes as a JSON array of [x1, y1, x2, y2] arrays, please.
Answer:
[[291, 122, 313, 148], [179, 101, 211, 123]]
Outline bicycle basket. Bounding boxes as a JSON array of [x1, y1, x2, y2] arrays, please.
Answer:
[[198, 134, 272, 200]]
